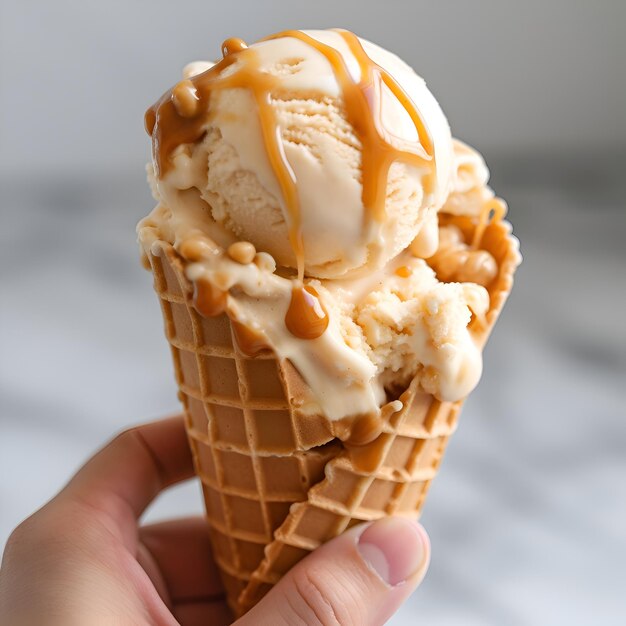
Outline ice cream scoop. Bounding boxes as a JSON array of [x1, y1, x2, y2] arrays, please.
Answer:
[[146, 29, 453, 278], [139, 28, 517, 425]]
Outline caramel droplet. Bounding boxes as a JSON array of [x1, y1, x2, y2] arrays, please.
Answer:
[[221, 37, 248, 57], [172, 80, 200, 118], [179, 237, 220, 261], [394, 265, 412, 278], [193, 277, 227, 317], [232, 321, 270, 357], [285, 285, 329, 340], [227, 241, 256, 264]]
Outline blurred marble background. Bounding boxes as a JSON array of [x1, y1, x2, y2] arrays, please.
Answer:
[[1, 1, 625, 624]]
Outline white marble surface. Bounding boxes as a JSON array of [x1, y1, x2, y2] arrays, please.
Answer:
[[1, 162, 625, 624]]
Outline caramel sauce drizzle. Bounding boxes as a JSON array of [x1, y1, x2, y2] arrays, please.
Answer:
[[145, 37, 304, 280], [264, 29, 435, 224], [268, 30, 436, 339], [284, 285, 329, 340], [471, 197, 507, 250]]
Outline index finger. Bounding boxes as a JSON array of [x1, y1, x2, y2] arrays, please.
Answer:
[[60, 415, 195, 530]]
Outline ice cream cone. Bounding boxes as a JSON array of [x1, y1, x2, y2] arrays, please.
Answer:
[[237, 214, 519, 613], [143, 213, 519, 615], [145, 239, 343, 611]]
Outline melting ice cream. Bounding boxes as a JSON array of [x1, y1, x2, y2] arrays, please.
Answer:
[[138, 29, 509, 441]]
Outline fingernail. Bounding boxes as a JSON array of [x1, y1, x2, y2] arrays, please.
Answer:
[[357, 517, 429, 586]]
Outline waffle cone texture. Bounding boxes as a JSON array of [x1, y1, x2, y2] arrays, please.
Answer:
[[143, 214, 519, 616]]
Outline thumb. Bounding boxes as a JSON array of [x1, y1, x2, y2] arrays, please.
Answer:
[[236, 517, 430, 626]]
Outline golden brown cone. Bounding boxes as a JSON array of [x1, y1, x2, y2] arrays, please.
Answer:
[[143, 214, 519, 615]]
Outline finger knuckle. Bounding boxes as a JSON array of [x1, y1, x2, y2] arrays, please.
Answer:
[[5, 513, 45, 555], [5, 521, 28, 551]]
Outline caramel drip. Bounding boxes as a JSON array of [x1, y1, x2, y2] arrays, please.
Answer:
[[265, 29, 435, 224], [345, 435, 390, 473], [193, 277, 227, 317], [145, 38, 305, 280], [144, 108, 156, 135], [232, 321, 270, 356], [338, 30, 435, 214], [332, 401, 403, 472], [471, 197, 507, 249], [284, 285, 329, 340], [395, 265, 412, 278], [331, 412, 384, 445]]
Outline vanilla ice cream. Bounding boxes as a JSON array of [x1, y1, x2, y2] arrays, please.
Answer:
[[139, 28, 514, 433], [148, 29, 453, 279]]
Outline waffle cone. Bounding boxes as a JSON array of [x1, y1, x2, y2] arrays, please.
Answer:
[[143, 214, 519, 616]]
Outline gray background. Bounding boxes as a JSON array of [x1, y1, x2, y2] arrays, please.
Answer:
[[1, 1, 625, 624]]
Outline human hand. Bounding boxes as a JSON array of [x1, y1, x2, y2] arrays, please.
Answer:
[[0, 416, 430, 625]]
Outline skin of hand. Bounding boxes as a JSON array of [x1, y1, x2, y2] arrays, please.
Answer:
[[0, 416, 430, 626]]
